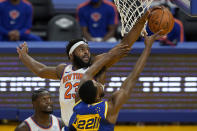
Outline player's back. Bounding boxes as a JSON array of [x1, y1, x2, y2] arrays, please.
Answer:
[[68, 100, 114, 131]]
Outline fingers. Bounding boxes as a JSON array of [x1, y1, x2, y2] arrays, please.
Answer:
[[152, 30, 163, 39], [142, 29, 148, 38], [23, 41, 27, 46], [16, 47, 20, 52], [143, 9, 151, 20], [16, 47, 22, 55], [17, 41, 29, 53], [154, 30, 165, 39], [155, 35, 165, 40], [120, 44, 129, 49], [18, 42, 28, 50]]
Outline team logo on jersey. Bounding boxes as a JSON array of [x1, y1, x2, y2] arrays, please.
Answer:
[[63, 73, 83, 83], [91, 12, 101, 22], [9, 10, 19, 20]]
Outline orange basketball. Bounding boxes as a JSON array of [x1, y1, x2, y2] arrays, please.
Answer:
[[148, 6, 175, 35]]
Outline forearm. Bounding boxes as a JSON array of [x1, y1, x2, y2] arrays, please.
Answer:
[[121, 13, 148, 47], [84, 53, 113, 80], [122, 45, 152, 92], [132, 46, 151, 79], [104, 14, 148, 68], [109, 46, 152, 114], [20, 54, 46, 76]]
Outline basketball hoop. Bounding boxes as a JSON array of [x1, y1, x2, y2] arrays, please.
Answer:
[[114, 0, 153, 36]]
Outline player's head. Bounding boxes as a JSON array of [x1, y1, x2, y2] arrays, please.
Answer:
[[32, 88, 53, 114], [66, 39, 92, 68], [78, 80, 105, 104]]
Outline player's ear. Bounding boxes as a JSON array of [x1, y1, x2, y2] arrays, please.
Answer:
[[69, 54, 74, 60], [32, 101, 36, 109], [95, 89, 101, 101]]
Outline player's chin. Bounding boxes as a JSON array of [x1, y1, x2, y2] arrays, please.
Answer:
[[42, 110, 53, 114]]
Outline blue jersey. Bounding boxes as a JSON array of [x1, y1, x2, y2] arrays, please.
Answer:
[[0, 0, 32, 36], [68, 100, 114, 131], [77, 0, 118, 37]]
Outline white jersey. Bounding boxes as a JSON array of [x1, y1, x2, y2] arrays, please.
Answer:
[[24, 115, 61, 131], [59, 65, 88, 126]]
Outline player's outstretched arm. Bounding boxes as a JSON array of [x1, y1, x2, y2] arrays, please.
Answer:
[[95, 7, 162, 69], [17, 42, 64, 80], [106, 31, 162, 124]]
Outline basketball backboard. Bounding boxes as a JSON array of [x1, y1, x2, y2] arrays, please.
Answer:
[[171, 0, 197, 16]]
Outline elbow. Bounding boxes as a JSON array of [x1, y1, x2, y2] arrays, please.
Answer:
[[35, 70, 45, 78]]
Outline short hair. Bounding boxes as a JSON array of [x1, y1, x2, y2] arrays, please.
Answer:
[[32, 88, 48, 102], [66, 38, 87, 59], [79, 80, 97, 104]]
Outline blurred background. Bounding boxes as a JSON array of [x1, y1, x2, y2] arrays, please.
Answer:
[[0, 0, 197, 130]]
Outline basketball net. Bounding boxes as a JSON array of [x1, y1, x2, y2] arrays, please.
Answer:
[[114, 0, 153, 36]]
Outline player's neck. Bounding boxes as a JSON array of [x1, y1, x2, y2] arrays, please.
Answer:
[[72, 64, 88, 71], [91, 1, 102, 8], [10, 0, 20, 5], [72, 65, 80, 71], [33, 113, 51, 126], [95, 98, 102, 103]]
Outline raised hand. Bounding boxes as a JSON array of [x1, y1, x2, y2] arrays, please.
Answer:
[[143, 30, 163, 48], [16, 42, 29, 59]]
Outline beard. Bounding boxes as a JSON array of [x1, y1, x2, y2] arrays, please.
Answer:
[[42, 110, 53, 114], [73, 54, 92, 68]]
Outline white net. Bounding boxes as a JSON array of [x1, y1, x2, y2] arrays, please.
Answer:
[[114, 0, 153, 36]]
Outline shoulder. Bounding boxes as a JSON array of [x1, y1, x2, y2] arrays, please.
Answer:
[[21, 0, 32, 9], [77, 1, 90, 11], [22, 0, 32, 6], [0, 0, 6, 4], [174, 18, 183, 24], [103, 0, 117, 10], [0, 0, 6, 8], [174, 18, 184, 27], [15, 121, 30, 131]]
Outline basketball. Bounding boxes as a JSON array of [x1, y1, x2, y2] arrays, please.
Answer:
[[148, 6, 175, 35]]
